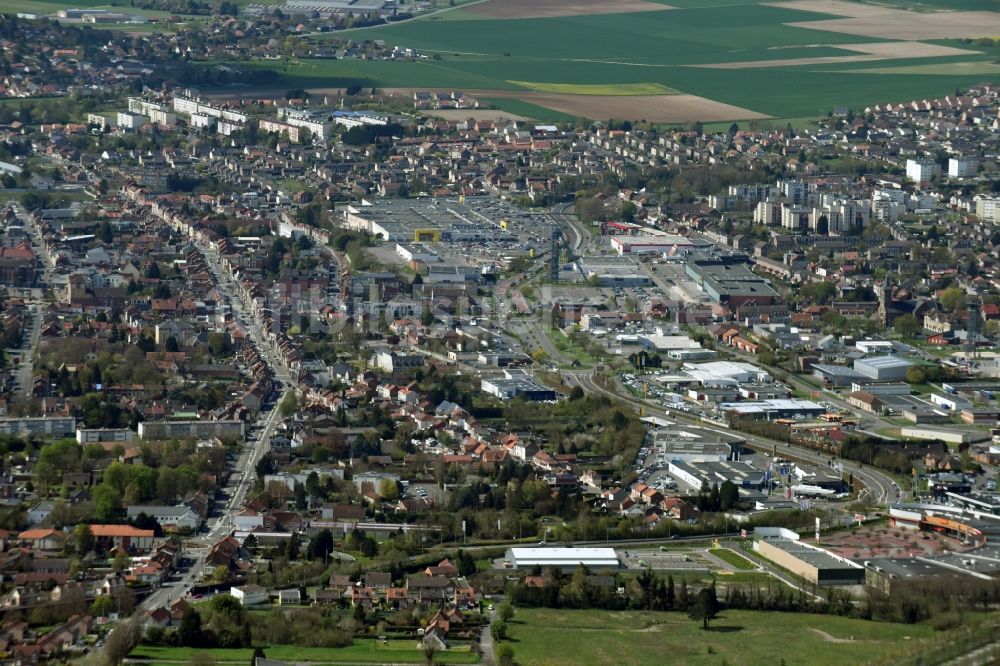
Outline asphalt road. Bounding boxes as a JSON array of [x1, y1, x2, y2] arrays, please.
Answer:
[[138, 231, 295, 614]]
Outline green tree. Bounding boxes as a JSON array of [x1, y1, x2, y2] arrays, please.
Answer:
[[71, 523, 94, 556], [92, 485, 123, 522], [112, 550, 130, 574], [940, 286, 966, 312], [497, 602, 515, 622], [893, 313, 920, 338], [905, 366, 927, 384], [378, 478, 399, 501], [688, 584, 720, 630], [279, 392, 298, 417], [178, 607, 205, 647], [718, 480, 739, 511], [90, 595, 114, 617], [490, 619, 508, 641], [496, 643, 515, 666], [307, 528, 335, 561]]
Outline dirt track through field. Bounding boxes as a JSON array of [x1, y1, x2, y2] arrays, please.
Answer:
[[466, 0, 673, 19]]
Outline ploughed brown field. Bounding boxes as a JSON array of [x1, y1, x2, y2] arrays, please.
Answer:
[[484, 90, 771, 122]]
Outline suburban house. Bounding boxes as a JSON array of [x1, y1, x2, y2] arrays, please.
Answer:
[[230, 584, 268, 606], [126, 504, 202, 532]]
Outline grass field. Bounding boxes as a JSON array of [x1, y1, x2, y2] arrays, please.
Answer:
[[505, 608, 938, 666], [709, 548, 759, 570], [130, 641, 479, 664]]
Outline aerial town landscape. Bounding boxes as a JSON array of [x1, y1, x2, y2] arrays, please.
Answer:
[[0, 0, 996, 664]]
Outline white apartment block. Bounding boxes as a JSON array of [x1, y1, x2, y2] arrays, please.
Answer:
[[811, 200, 870, 233], [128, 97, 168, 116], [148, 109, 176, 126], [172, 96, 249, 124], [117, 111, 144, 130], [975, 196, 999, 223], [86, 113, 108, 130], [172, 96, 201, 115], [780, 205, 810, 230], [217, 119, 243, 136], [259, 118, 302, 143], [190, 113, 216, 129], [754, 200, 781, 225], [905, 158, 940, 184], [948, 157, 978, 179]]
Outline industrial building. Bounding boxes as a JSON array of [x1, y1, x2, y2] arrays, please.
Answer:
[[504, 547, 620, 571], [812, 363, 867, 387], [681, 360, 771, 385], [481, 369, 557, 401], [667, 460, 767, 491], [649, 425, 743, 463], [575, 255, 651, 286], [685, 254, 779, 307], [754, 537, 865, 586], [718, 399, 825, 420], [610, 234, 694, 255], [396, 243, 440, 264], [853, 355, 914, 382]]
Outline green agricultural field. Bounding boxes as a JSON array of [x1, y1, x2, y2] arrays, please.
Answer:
[[508, 82, 679, 96], [256, 0, 1000, 124], [130, 641, 479, 664], [838, 61, 1000, 75], [504, 607, 938, 666]]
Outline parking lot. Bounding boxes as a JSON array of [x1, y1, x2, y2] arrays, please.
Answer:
[[619, 547, 714, 571]]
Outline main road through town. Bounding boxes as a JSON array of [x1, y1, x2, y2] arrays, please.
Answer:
[[138, 236, 294, 614]]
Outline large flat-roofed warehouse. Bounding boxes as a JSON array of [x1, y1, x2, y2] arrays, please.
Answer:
[[668, 460, 767, 491], [754, 538, 865, 586], [650, 425, 743, 463], [504, 547, 620, 571], [853, 355, 914, 382], [610, 234, 694, 255], [812, 363, 867, 387], [685, 254, 779, 306], [481, 369, 557, 401], [719, 399, 824, 420], [575, 255, 651, 286]]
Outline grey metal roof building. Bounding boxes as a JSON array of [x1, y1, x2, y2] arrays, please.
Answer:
[[755, 538, 864, 586], [853, 355, 914, 381], [504, 547, 620, 571]]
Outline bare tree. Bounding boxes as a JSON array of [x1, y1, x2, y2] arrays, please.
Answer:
[[104, 616, 143, 666]]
